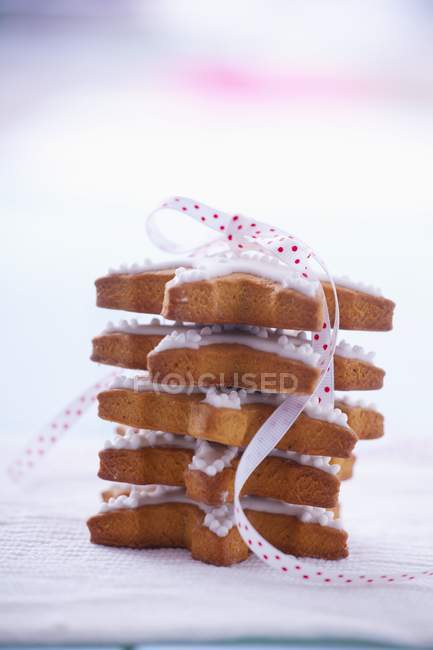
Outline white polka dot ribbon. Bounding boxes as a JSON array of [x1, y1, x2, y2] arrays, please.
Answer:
[[147, 196, 433, 586]]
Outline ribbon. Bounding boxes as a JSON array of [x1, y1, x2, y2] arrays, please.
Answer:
[[146, 196, 432, 585], [6, 371, 120, 483], [6, 195, 432, 585]]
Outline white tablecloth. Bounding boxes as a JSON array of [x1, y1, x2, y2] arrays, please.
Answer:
[[1, 422, 432, 646]]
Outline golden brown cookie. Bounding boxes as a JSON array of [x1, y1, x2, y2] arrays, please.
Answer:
[[88, 500, 246, 566], [95, 266, 394, 331], [332, 454, 355, 480], [148, 345, 384, 392], [96, 269, 173, 314], [88, 492, 348, 564], [335, 399, 384, 440], [322, 282, 395, 331], [93, 331, 321, 394], [333, 354, 385, 391], [162, 273, 323, 331], [108, 427, 356, 484], [148, 345, 320, 394], [98, 388, 358, 457], [98, 446, 341, 508], [92, 331, 161, 369], [92, 329, 384, 392]]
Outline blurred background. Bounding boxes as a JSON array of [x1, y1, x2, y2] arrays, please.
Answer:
[[1, 0, 433, 457]]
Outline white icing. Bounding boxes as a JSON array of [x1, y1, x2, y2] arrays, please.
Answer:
[[105, 427, 339, 476], [203, 505, 235, 537], [335, 394, 378, 411], [103, 319, 298, 340], [104, 321, 382, 377], [201, 386, 243, 410], [104, 429, 239, 478], [303, 397, 348, 428], [271, 449, 340, 475], [189, 440, 238, 477], [100, 485, 342, 533], [106, 252, 382, 300], [151, 325, 320, 367], [242, 496, 343, 529], [104, 428, 196, 451], [103, 317, 177, 336], [207, 389, 349, 431], [166, 253, 320, 298], [336, 340, 376, 365], [333, 275, 382, 298], [100, 484, 197, 511], [107, 258, 192, 276]]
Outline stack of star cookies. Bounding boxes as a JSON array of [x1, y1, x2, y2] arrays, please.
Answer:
[[87, 253, 394, 565]]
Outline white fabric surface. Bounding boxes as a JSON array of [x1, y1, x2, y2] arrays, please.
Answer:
[[1, 422, 433, 647]]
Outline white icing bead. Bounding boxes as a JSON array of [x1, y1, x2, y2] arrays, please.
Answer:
[[166, 253, 320, 298], [130, 436, 141, 450], [187, 330, 201, 343], [201, 387, 242, 410], [204, 514, 213, 527], [336, 339, 377, 365], [336, 393, 377, 410], [334, 275, 383, 297], [209, 519, 220, 533]]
